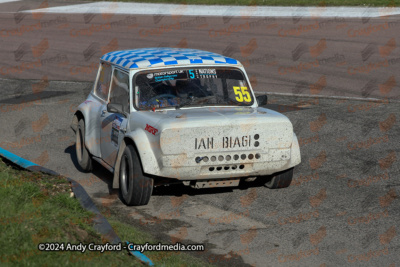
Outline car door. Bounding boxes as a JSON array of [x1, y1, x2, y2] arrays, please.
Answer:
[[100, 67, 130, 167], [90, 62, 112, 157]]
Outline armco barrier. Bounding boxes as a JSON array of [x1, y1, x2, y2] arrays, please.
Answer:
[[0, 146, 154, 266]]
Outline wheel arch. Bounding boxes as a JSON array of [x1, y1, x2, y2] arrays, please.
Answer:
[[71, 102, 101, 157], [289, 132, 301, 168], [71, 110, 84, 133], [112, 133, 160, 189]]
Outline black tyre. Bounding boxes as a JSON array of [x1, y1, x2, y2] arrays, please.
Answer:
[[264, 168, 294, 189], [76, 119, 93, 172], [119, 145, 153, 206]]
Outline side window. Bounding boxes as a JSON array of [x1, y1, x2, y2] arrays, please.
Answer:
[[95, 63, 112, 100], [109, 69, 130, 113]]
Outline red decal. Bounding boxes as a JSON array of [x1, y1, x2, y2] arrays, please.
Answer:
[[145, 124, 158, 135]]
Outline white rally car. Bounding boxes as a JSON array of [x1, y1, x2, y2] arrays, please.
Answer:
[[71, 48, 301, 206]]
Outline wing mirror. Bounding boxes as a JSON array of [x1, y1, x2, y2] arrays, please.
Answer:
[[107, 103, 127, 118], [256, 95, 268, 106]]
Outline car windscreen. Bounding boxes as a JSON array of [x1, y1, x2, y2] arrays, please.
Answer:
[[133, 67, 253, 110]]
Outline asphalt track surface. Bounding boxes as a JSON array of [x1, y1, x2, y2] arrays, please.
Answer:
[[0, 1, 400, 266]]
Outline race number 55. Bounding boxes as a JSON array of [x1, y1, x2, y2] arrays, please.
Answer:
[[233, 87, 251, 102]]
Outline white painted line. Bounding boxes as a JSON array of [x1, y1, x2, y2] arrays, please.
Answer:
[[21, 2, 400, 18], [0, 0, 20, 3], [254, 91, 400, 103]]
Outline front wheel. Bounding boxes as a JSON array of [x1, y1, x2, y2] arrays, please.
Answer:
[[264, 168, 294, 189], [119, 145, 153, 206]]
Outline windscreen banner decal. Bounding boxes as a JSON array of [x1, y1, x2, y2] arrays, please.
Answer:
[[148, 70, 187, 82], [111, 115, 123, 146], [146, 68, 219, 82], [196, 69, 217, 78], [143, 68, 244, 84], [186, 69, 217, 79]]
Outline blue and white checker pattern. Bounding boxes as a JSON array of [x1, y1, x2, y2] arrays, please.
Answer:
[[100, 48, 239, 69]]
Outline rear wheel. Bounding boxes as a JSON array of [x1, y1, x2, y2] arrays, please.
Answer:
[[264, 168, 294, 189], [76, 119, 93, 172], [119, 145, 153, 206]]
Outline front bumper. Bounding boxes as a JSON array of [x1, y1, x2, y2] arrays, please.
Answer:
[[156, 147, 299, 180]]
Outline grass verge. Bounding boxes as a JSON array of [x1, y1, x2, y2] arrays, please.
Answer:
[[0, 158, 212, 266], [81, 0, 399, 7]]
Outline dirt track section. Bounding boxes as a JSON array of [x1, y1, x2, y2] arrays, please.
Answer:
[[1, 2, 400, 99], [0, 77, 399, 266]]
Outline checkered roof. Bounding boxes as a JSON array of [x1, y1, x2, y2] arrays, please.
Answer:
[[101, 48, 239, 69]]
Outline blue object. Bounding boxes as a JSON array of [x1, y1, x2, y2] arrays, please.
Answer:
[[101, 48, 239, 70], [126, 241, 154, 266], [0, 146, 38, 169], [189, 69, 195, 79]]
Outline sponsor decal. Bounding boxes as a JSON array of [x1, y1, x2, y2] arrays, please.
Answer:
[[150, 69, 186, 82], [145, 124, 158, 135], [195, 137, 214, 150], [111, 115, 123, 146], [196, 69, 217, 79], [222, 135, 252, 148], [194, 135, 255, 150]]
